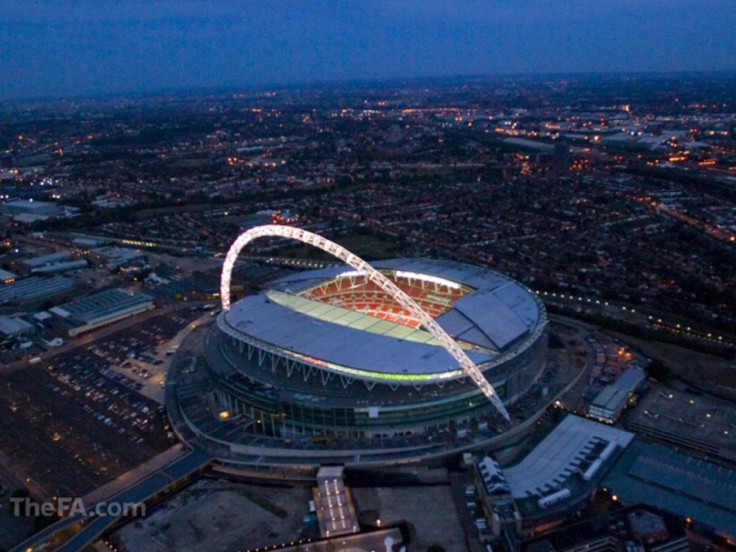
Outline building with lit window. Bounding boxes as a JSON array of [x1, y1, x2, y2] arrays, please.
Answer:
[[0, 268, 16, 284]]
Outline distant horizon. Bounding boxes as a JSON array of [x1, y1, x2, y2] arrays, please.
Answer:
[[3, 69, 736, 105], [2, 1, 734, 102]]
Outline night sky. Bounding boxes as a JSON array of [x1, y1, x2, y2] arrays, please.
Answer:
[[1, 0, 735, 100]]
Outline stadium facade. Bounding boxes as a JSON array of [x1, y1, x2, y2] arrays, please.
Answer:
[[201, 227, 548, 443]]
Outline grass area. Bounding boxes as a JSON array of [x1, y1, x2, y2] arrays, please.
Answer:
[[280, 233, 403, 261]]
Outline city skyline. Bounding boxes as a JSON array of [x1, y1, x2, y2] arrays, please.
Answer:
[[1, 0, 736, 100], [1, 70, 735, 551]]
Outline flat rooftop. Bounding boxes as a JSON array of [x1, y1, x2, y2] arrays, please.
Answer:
[[590, 386, 631, 411], [0, 275, 74, 303], [628, 385, 736, 455], [0, 316, 32, 337], [22, 251, 70, 268], [504, 415, 634, 500], [603, 440, 736, 538], [51, 288, 153, 324]]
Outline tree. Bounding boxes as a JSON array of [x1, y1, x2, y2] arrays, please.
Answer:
[[646, 359, 674, 383]]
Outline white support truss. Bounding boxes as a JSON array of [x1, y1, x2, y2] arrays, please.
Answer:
[[220, 224, 510, 420]]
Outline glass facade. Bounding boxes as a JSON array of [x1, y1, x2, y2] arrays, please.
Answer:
[[209, 325, 547, 438]]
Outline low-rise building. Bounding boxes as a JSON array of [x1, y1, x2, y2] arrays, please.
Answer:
[[521, 504, 689, 552], [494, 415, 635, 537], [475, 456, 522, 537], [0, 268, 17, 284], [50, 288, 154, 337], [604, 440, 736, 543], [22, 252, 70, 271], [588, 368, 647, 423], [30, 259, 88, 274], [0, 276, 75, 304], [0, 316, 33, 340]]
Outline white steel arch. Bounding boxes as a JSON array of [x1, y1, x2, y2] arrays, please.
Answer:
[[220, 224, 510, 420]]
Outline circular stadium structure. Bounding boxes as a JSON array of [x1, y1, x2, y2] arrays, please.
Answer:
[[171, 226, 549, 467]]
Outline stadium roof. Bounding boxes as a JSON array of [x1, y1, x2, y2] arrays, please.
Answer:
[[224, 293, 489, 379], [266, 290, 445, 347], [223, 259, 544, 381], [271, 258, 515, 294]]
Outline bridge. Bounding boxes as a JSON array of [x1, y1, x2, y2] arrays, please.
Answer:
[[11, 449, 213, 552]]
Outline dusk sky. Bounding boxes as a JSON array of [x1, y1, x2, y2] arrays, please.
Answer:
[[1, 0, 735, 100]]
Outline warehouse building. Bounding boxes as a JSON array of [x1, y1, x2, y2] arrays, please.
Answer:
[[50, 288, 154, 336], [588, 368, 647, 423], [0, 276, 75, 304]]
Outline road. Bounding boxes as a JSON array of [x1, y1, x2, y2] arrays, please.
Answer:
[[10, 450, 213, 552]]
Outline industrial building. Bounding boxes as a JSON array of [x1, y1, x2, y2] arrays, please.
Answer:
[[588, 368, 647, 423], [50, 288, 155, 336], [475, 415, 635, 535], [1, 199, 60, 217], [92, 246, 146, 269], [0, 316, 33, 340], [603, 440, 736, 543], [22, 251, 71, 270], [30, 260, 88, 274], [0, 268, 17, 284], [520, 503, 689, 552], [0, 275, 75, 304]]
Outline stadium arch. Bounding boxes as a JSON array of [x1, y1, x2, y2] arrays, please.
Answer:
[[220, 224, 510, 420]]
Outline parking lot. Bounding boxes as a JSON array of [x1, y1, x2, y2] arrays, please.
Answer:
[[0, 310, 204, 498], [85, 308, 210, 403]]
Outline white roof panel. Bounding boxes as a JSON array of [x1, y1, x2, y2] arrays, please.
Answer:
[[453, 290, 528, 350], [456, 327, 497, 350], [224, 258, 544, 379], [435, 309, 474, 337], [225, 295, 492, 377]]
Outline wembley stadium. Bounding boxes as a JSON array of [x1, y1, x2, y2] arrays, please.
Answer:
[[169, 226, 549, 466]]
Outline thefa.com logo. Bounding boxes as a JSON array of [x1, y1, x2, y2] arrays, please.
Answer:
[[10, 496, 145, 518]]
